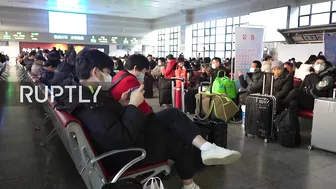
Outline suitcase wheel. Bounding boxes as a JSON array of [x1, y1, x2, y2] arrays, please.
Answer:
[[244, 133, 248, 137], [308, 145, 313, 150]]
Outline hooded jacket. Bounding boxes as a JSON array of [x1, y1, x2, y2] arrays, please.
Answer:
[[54, 77, 165, 171]]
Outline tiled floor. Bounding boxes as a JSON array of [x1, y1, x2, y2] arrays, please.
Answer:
[[0, 63, 336, 189]]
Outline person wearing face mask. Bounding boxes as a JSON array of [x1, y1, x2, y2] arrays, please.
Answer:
[[238, 60, 263, 105], [298, 56, 335, 110], [210, 57, 226, 83], [110, 54, 152, 114], [55, 49, 241, 189], [271, 61, 294, 112]]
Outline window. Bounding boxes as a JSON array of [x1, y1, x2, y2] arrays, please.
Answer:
[[250, 7, 288, 41], [332, 12, 336, 23], [312, 2, 331, 14], [311, 13, 330, 25], [298, 1, 333, 27], [299, 16, 310, 26], [191, 15, 249, 59], [157, 26, 180, 58], [300, 5, 311, 15]]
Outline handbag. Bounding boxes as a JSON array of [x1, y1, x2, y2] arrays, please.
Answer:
[[143, 177, 164, 189], [212, 70, 226, 94], [196, 82, 239, 122]]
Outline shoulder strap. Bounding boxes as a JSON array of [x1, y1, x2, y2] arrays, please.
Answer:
[[111, 71, 133, 89]]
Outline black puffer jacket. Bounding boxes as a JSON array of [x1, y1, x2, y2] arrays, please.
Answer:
[[273, 69, 294, 102], [54, 77, 166, 172], [301, 66, 336, 98], [238, 69, 263, 94]]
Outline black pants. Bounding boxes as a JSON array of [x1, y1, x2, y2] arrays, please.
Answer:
[[154, 108, 200, 180], [103, 108, 200, 180]]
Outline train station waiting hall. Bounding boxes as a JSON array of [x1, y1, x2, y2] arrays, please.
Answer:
[[1, 0, 336, 189]]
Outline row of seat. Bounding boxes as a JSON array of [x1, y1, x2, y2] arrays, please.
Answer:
[[17, 64, 170, 189]]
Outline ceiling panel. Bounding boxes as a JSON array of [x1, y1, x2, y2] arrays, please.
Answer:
[[0, 0, 229, 19]]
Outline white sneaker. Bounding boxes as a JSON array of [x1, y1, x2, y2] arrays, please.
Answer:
[[182, 183, 201, 189], [201, 144, 241, 165]]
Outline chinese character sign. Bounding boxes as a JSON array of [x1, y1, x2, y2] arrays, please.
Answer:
[[235, 27, 264, 79], [324, 35, 336, 65]]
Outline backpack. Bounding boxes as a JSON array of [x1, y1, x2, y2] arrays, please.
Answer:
[[274, 109, 301, 147], [212, 70, 226, 94], [222, 76, 237, 99]]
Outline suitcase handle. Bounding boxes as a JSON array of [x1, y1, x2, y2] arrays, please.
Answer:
[[262, 73, 274, 95], [170, 77, 185, 82]]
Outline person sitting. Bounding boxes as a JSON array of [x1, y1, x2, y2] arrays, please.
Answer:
[[49, 57, 76, 86], [31, 55, 46, 76], [238, 60, 263, 105], [162, 54, 177, 79], [151, 57, 165, 78], [210, 57, 226, 83], [271, 61, 294, 112], [24, 50, 36, 72], [298, 56, 335, 110], [55, 49, 241, 189], [39, 58, 59, 86], [284, 62, 295, 76], [111, 54, 152, 114]]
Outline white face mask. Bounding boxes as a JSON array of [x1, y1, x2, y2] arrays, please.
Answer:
[[249, 68, 255, 73], [314, 64, 325, 72], [211, 64, 217, 69], [93, 71, 112, 90]]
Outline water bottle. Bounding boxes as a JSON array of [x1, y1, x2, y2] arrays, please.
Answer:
[[241, 105, 246, 127]]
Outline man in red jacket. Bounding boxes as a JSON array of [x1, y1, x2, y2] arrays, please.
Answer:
[[110, 54, 152, 114], [162, 54, 177, 78]]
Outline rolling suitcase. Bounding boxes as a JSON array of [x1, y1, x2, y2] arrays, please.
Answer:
[[193, 82, 228, 170], [144, 73, 154, 98], [184, 88, 198, 114], [309, 89, 336, 152], [245, 73, 276, 143], [158, 77, 172, 106], [170, 77, 185, 111]]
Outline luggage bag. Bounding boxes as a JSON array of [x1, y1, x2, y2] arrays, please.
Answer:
[[144, 73, 154, 98], [245, 73, 276, 143], [158, 77, 172, 106], [171, 77, 185, 112], [193, 82, 228, 170], [309, 89, 336, 152]]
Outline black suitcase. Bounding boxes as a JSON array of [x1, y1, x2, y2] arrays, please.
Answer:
[[193, 117, 228, 171], [144, 73, 154, 98], [245, 73, 276, 143], [193, 82, 228, 170], [158, 77, 172, 105], [184, 88, 197, 114]]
